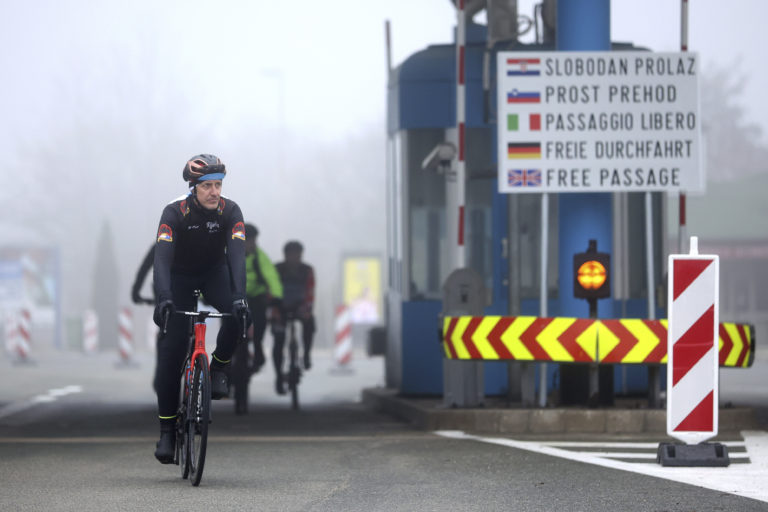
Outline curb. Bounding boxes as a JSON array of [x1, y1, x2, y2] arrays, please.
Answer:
[[362, 387, 759, 435]]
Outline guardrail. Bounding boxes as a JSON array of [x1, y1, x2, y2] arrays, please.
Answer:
[[442, 316, 754, 368]]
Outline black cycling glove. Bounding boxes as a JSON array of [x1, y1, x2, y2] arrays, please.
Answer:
[[232, 299, 252, 332], [153, 299, 175, 327]]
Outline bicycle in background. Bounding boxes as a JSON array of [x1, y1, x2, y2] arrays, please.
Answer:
[[283, 311, 302, 410]]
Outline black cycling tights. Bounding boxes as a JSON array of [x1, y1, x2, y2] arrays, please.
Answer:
[[271, 315, 315, 374], [155, 264, 239, 419]]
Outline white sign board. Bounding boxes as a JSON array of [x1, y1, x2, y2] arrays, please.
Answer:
[[497, 51, 702, 193]]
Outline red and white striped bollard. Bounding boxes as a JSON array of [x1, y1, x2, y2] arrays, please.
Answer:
[[83, 310, 99, 354], [667, 236, 719, 444], [333, 304, 352, 369], [15, 308, 32, 362], [117, 307, 134, 364]]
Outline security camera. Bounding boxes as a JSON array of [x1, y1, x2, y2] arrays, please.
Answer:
[[422, 142, 457, 172]]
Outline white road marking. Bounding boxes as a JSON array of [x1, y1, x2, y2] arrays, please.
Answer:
[[545, 440, 746, 449], [0, 385, 83, 420], [435, 430, 768, 504], [569, 451, 749, 460]]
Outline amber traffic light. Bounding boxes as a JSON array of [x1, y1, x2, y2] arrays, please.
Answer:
[[577, 260, 607, 290], [573, 240, 610, 300]]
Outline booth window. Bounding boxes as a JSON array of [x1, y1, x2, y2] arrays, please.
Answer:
[[407, 129, 447, 300]]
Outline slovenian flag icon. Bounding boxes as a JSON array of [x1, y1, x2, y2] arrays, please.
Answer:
[[507, 89, 540, 104], [507, 58, 540, 76]]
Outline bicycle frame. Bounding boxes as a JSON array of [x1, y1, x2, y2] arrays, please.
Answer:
[[185, 312, 214, 378]]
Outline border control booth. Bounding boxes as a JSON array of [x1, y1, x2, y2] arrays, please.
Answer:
[[384, 20, 668, 400]]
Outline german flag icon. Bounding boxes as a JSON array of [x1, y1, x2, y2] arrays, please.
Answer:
[[508, 142, 541, 159]]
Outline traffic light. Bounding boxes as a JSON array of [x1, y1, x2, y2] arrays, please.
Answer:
[[573, 239, 610, 300]]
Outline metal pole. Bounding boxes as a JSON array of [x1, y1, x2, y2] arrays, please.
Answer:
[[385, 20, 392, 74], [678, 0, 689, 253], [455, 0, 466, 268], [537, 193, 549, 407], [645, 191, 661, 407], [645, 192, 656, 319]]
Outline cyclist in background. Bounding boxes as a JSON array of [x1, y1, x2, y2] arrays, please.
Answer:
[[243, 223, 283, 373], [271, 240, 315, 394], [130, 244, 158, 391], [131, 245, 155, 305], [151, 153, 251, 464]]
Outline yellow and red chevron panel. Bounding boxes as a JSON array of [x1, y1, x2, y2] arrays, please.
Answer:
[[596, 319, 753, 367], [442, 316, 597, 363], [718, 322, 753, 368], [597, 319, 669, 364], [443, 316, 754, 368]]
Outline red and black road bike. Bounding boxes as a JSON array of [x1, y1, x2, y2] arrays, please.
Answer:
[[163, 290, 244, 487]]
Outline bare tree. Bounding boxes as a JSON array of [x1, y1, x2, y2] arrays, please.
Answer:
[[701, 63, 768, 182]]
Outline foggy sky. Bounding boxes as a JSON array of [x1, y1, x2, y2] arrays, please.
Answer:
[[2, 0, 766, 345]]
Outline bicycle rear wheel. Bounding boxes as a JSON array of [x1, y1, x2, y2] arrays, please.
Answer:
[[289, 365, 300, 410], [178, 360, 191, 479], [288, 340, 300, 411], [187, 354, 211, 486]]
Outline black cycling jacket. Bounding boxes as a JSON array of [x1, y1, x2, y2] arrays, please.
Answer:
[[153, 193, 247, 304]]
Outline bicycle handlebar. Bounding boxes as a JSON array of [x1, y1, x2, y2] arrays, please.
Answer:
[[161, 309, 247, 340], [175, 310, 232, 318]]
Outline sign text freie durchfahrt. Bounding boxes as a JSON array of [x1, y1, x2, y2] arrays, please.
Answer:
[[497, 52, 702, 193]]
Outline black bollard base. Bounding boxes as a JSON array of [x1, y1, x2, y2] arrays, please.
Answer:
[[657, 442, 730, 467]]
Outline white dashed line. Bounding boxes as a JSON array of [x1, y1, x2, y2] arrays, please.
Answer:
[[0, 385, 83, 420]]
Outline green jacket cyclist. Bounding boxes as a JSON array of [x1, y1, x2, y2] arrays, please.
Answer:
[[244, 223, 283, 373]]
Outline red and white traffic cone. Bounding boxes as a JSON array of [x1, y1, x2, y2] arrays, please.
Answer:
[[116, 307, 136, 367], [331, 304, 353, 374], [83, 310, 99, 354]]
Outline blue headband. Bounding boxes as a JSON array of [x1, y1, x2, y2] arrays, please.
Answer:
[[197, 173, 225, 181]]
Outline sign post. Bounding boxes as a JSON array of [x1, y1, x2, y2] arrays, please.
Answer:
[[658, 236, 729, 466]]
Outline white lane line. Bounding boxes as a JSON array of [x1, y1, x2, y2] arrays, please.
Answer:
[[0, 385, 83, 420], [435, 430, 768, 504], [48, 385, 83, 397], [575, 451, 749, 460], [546, 441, 746, 449]]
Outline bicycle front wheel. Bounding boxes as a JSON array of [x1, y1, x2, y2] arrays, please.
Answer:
[[187, 354, 211, 486]]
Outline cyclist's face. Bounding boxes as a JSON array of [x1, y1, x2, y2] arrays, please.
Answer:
[[285, 250, 302, 265], [196, 180, 222, 210]]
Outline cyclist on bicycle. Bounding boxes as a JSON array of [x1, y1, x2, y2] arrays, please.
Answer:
[[271, 240, 315, 394], [152, 153, 251, 463], [243, 223, 283, 373]]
